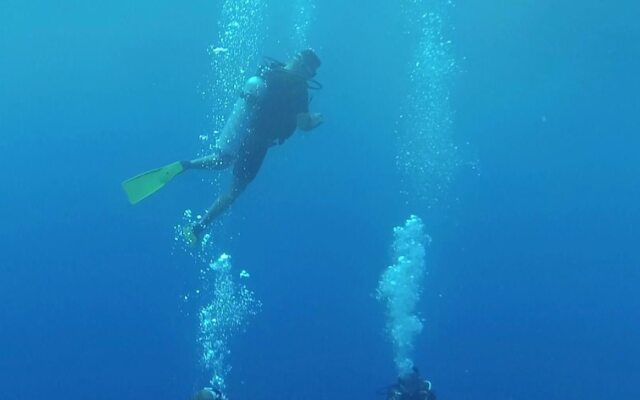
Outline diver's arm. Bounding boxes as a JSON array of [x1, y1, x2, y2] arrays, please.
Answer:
[[296, 112, 323, 131]]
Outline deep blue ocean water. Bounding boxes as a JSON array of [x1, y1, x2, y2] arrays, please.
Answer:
[[1, 1, 639, 399]]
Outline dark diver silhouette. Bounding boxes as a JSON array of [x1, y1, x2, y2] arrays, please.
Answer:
[[122, 49, 323, 243], [385, 368, 437, 400]]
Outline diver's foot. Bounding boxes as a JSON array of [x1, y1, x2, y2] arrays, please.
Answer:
[[182, 222, 205, 247]]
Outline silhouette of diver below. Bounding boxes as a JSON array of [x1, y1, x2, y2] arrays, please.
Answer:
[[384, 368, 436, 400]]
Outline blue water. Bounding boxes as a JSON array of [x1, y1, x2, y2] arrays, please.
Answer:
[[2, 1, 639, 399]]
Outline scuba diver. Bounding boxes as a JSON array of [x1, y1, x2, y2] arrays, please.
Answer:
[[122, 49, 323, 243], [191, 388, 225, 400], [386, 367, 437, 400]]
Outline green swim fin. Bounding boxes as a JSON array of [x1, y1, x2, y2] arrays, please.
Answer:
[[122, 161, 185, 204]]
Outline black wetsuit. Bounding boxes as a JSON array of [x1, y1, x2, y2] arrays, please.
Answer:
[[387, 370, 436, 400], [233, 68, 309, 185]]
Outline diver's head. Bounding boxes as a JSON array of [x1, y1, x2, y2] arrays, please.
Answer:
[[287, 49, 321, 79], [192, 388, 223, 400]]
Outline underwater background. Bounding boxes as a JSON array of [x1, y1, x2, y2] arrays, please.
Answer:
[[1, 0, 639, 399]]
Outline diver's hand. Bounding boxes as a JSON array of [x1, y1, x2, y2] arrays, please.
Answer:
[[297, 112, 324, 131], [309, 112, 324, 129]]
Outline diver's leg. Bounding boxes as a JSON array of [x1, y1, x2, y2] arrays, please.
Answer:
[[195, 178, 248, 232], [185, 149, 234, 170], [192, 144, 267, 237]]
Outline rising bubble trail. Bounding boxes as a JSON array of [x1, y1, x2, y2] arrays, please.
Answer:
[[198, 253, 261, 391], [396, 0, 459, 208], [377, 215, 430, 377]]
